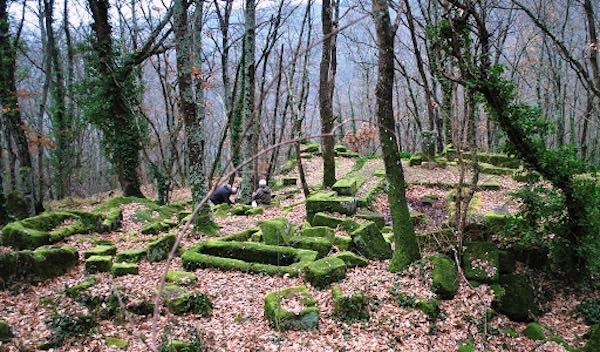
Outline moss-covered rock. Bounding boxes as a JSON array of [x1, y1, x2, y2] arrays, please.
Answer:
[[311, 212, 360, 231], [583, 324, 600, 352], [355, 211, 385, 229], [245, 207, 263, 216], [477, 152, 520, 168], [305, 192, 357, 223], [147, 233, 177, 262], [6, 191, 29, 220], [495, 273, 540, 322], [300, 141, 320, 154], [300, 226, 334, 240], [409, 154, 423, 166], [332, 235, 353, 251], [288, 236, 332, 258], [304, 257, 347, 289], [0, 246, 78, 286], [166, 271, 197, 286], [264, 285, 319, 330], [331, 286, 369, 322], [334, 144, 347, 153], [106, 337, 129, 349], [331, 251, 368, 268], [258, 218, 294, 246], [141, 219, 178, 235], [66, 276, 97, 297], [161, 285, 212, 316], [112, 262, 139, 276], [182, 240, 318, 277], [85, 255, 113, 274], [350, 222, 392, 260], [0, 319, 13, 342], [1, 211, 101, 250], [462, 241, 499, 283], [483, 210, 511, 234], [84, 244, 116, 259], [332, 177, 359, 196], [231, 204, 253, 216], [282, 177, 297, 186], [160, 340, 201, 352], [523, 322, 546, 340], [429, 254, 458, 299], [126, 300, 155, 316], [457, 340, 475, 352], [498, 250, 516, 274], [115, 248, 146, 263]]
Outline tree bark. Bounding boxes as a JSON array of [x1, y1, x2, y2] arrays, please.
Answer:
[[372, 0, 421, 272]]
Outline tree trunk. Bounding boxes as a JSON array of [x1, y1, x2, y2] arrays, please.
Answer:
[[319, 0, 337, 188], [372, 0, 421, 272]]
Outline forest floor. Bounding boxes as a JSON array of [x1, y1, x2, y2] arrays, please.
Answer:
[[0, 156, 597, 352]]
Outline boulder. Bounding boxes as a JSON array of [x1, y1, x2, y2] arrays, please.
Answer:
[[331, 286, 369, 322], [429, 254, 459, 299], [258, 218, 294, 246], [462, 241, 499, 283], [147, 233, 177, 262], [264, 285, 319, 330], [85, 255, 113, 274], [350, 222, 392, 260], [304, 257, 347, 289], [33, 245, 79, 279], [166, 271, 197, 286], [112, 262, 139, 277], [115, 248, 146, 263], [331, 251, 368, 268], [494, 273, 540, 322]]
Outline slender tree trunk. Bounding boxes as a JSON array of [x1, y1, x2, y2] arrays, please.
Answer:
[[0, 0, 37, 215], [372, 0, 421, 272], [319, 0, 337, 188]]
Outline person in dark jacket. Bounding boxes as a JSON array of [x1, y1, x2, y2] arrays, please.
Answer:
[[210, 184, 237, 205], [252, 179, 272, 206]]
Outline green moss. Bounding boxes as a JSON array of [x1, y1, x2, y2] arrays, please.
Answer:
[[264, 285, 319, 330], [0, 319, 13, 342], [334, 144, 347, 153], [523, 322, 546, 340], [550, 336, 577, 352], [429, 254, 458, 299], [300, 140, 320, 154], [476, 152, 520, 168], [147, 234, 177, 262], [66, 276, 97, 297], [483, 210, 511, 234], [332, 177, 359, 196], [288, 236, 332, 258], [231, 204, 253, 216], [115, 248, 146, 263], [219, 227, 259, 242], [457, 340, 475, 352], [212, 203, 232, 218], [161, 340, 201, 352], [84, 245, 116, 259], [331, 286, 369, 322], [300, 226, 334, 240], [245, 207, 263, 216], [166, 271, 197, 286], [85, 255, 113, 274], [355, 211, 385, 229], [583, 325, 600, 352], [161, 285, 211, 316], [106, 337, 129, 349], [332, 235, 353, 250], [258, 218, 294, 246], [495, 273, 540, 322], [304, 257, 347, 289], [462, 241, 500, 283], [498, 250, 516, 274], [141, 219, 178, 235], [311, 212, 360, 231], [306, 192, 357, 223], [416, 298, 441, 320], [182, 240, 318, 277], [112, 262, 139, 276], [409, 154, 424, 166], [33, 245, 79, 279], [282, 177, 297, 186], [337, 151, 359, 158], [331, 251, 368, 268], [126, 301, 155, 316], [350, 222, 392, 260]]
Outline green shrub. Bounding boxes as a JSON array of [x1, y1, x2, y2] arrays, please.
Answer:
[[40, 311, 97, 349], [577, 298, 600, 325]]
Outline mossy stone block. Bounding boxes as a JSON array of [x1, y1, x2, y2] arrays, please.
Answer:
[[457, 340, 475, 352], [332, 235, 353, 251], [141, 219, 177, 235], [462, 241, 499, 283], [304, 257, 347, 289], [126, 301, 155, 316], [331, 251, 368, 268], [495, 273, 540, 322], [282, 177, 297, 186], [106, 337, 129, 349], [350, 222, 392, 260], [219, 228, 259, 242], [331, 286, 369, 322], [166, 271, 197, 286], [112, 262, 139, 276], [300, 226, 334, 240], [84, 244, 116, 259], [0, 319, 13, 342], [115, 248, 146, 263], [33, 245, 79, 279], [498, 250, 516, 274], [245, 207, 263, 216], [264, 285, 319, 330], [147, 234, 177, 262], [409, 154, 423, 166], [483, 210, 511, 234], [288, 236, 332, 258], [85, 255, 113, 274], [66, 276, 97, 297], [429, 254, 458, 299], [258, 218, 294, 246], [231, 204, 253, 216], [523, 322, 546, 340], [334, 144, 347, 153], [161, 285, 212, 316], [161, 340, 200, 352], [355, 211, 385, 229], [332, 177, 359, 196], [306, 192, 357, 223]]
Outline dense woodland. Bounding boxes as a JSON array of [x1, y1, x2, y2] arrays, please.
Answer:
[[0, 0, 600, 351]]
